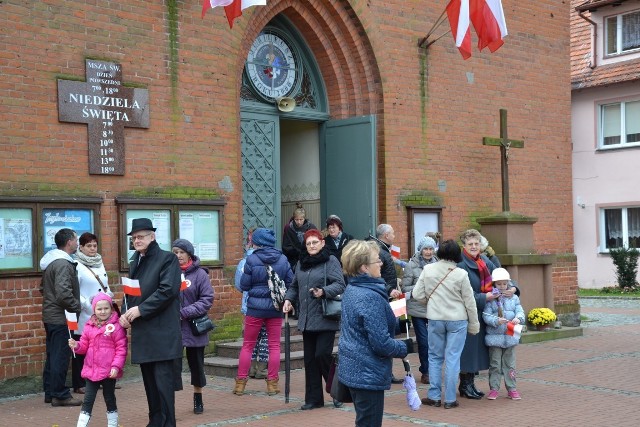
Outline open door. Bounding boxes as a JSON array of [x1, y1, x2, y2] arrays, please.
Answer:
[[241, 112, 281, 244], [320, 115, 377, 240]]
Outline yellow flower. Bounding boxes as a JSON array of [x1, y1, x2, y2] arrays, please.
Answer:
[[527, 307, 557, 326]]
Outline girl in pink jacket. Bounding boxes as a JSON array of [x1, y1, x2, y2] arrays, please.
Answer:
[[68, 292, 127, 427]]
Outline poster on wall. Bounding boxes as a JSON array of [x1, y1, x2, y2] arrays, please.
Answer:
[[412, 212, 439, 253], [126, 210, 172, 260], [0, 213, 34, 270], [42, 209, 94, 253], [179, 211, 220, 262]]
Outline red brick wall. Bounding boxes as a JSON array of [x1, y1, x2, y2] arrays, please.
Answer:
[[0, 0, 575, 383]]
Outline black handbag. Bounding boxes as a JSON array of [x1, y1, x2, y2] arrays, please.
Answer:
[[328, 355, 352, 403], [189, 313, 215, 336], [321, 263, 342, 320]]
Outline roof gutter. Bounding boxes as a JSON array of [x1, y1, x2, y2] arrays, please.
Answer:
[[577, 10, 598, 69]]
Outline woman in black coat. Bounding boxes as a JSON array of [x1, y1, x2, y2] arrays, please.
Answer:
[[282, 203, 317, 269], [283, 229, 346, 410], [323, 215, 353, 265]]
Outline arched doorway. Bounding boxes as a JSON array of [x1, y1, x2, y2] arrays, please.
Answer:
[[240, 3, 382, 244]]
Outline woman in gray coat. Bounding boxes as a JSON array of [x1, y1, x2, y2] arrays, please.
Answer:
[[400, 235, 438, 384], [283, 229, 346, 410]]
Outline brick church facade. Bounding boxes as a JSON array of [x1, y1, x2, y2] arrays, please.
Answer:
[[0, 1, 576, 389]]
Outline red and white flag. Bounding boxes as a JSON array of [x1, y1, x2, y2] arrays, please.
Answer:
[[202, 0, 267, 28], [390, 245, 401, 259], [65, 310, 78, 331], [390, 298, 407, 318], [505, 322, 522, 339], [201, 0, 234, 19], [122, 277, 142, 297], [180, 273, 189, 291], [471, 0, 508, 53], [446, 0, 472, 60], [446, 0, 507, 59]]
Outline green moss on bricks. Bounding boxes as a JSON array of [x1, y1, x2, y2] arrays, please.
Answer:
[[118, 186, 220, 200], [166, 0, 180, 119], [399, 191, 442, 207], [420, 51, 428, 139], [554, 303, 581, 314]]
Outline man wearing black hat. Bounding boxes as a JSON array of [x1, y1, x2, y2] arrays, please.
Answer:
[[119, 218, 182, 427]]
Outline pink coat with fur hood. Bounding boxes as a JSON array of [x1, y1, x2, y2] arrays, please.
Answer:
[[74, 311, 128, 381]]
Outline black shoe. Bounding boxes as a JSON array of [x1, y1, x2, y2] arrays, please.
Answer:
[[44, 396, 52, 404], [300, 402, 324, 410], [421, 397, 441, 407], [193, 393, 203, 415], [333, 399, 343, 408], [51, 397, 82, 406], [444, 400, 459, 409], [459, 383, 482, 399], [391, 375, 404, 384], [470, 382, 485, 397]]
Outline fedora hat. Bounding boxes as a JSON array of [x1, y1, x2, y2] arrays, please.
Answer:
[[128, 218, 156, 235]]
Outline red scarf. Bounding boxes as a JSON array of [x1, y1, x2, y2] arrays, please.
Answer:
[[179, 259, 193, 271], [463, 248, 492, 293]]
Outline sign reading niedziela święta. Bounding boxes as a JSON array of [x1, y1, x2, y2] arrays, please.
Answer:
[[57, 59, 149, 175]]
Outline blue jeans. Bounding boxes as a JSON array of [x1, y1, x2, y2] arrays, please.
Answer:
[[43, 323, 73, 400], [427, 319, 468, 404], [412, 317, 429, 375], [349, 387, 385, 427]]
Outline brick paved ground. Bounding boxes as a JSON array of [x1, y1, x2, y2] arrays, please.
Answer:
[[2, 297, 639, 427]]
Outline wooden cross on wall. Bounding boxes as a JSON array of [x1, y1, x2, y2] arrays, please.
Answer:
[[482, 109, 524, 212]]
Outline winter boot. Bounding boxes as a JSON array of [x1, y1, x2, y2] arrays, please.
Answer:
[[76, 411, 91, 427], [233, 377, 248, 395], [193, 392, 204, 414], [254, 361, 268, 379], [248, 360, 258, 378], [106, 410, 118, 427], [469, 373, 485, 397], [266, 378, 280, 396], [458, 373, 481, 399]]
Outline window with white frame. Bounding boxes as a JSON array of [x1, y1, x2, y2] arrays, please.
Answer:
[[600, 100, 640, 147], [606, 9, 640, 56], [601, 207, 640, 250]]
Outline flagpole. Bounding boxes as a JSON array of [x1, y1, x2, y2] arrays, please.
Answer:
[[68, 329, 76, 358], [418, 7, 449, 48]]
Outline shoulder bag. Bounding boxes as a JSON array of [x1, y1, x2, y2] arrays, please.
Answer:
[[328, 355, 353, 403], [189, 313, 216, 336], [321, 263, 342, 320], [83, 263, 120, 316], [425, 267, 455, 303]]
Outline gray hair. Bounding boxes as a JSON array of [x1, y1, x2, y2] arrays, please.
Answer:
[[376, 224, 393, 238], [479, 235, 489, 251]]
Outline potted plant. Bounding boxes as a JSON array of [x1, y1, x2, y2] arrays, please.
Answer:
[[527, 307, 557, 331]]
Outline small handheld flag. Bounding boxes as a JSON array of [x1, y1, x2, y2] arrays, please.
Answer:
[[390, 245, 401, 259], [390, 298, 407, 318], [65, 310, 78, 331], [506, 322, 522, 339], [122, 277, 142, 297]]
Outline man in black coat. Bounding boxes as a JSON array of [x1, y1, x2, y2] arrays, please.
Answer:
[[120, 218, 182, 427]]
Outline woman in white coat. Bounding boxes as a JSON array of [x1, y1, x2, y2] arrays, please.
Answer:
[[73, 232, 113, 394]]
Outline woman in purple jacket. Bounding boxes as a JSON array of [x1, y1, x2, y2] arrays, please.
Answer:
[[172, 239, 214, 415]]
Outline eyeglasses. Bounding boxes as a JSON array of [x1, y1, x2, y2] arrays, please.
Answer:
[[305, 240, 322, 247], [368, 259, 383, 265], [130, 232, 152, 241]]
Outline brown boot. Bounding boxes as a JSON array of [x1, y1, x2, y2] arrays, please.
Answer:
[[265, 378, 280, 395], [233, 378, 248, 395]]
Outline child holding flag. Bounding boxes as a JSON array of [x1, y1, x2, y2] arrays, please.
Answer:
[[482, 268, 525, 400], [68, 293, 127, 427]]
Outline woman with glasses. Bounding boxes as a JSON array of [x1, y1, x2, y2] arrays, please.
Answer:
[[283, 229, 346, 410], [337, 240, 412, 427]]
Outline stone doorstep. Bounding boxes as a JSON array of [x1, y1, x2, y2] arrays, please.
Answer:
[[519, 326, 583, 344]]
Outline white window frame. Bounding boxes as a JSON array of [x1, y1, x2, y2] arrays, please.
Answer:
[[605, 9, 640, 56], [599, 206, 640, 252], [598, 99, 640, 149]]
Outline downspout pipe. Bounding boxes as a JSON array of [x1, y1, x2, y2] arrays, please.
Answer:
[[578, 11, 598, 69]]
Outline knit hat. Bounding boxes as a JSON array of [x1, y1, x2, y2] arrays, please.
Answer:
[[417, 236, 437, 252], [491, 267, 511, 282], [252, 228, 276, 248], [91, 292, 114, 312], [326, 215, 343, 231], [171, 238, 195, 259]]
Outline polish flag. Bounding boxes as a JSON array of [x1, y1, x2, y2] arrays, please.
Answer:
[[446, 0, 472, 60], [65, 310, 78, 331], [201, 1, 234, 19], [180, 273, 189, 291], [390, 298, 407, 318], [471, 0, 508, 53], [390, 245, 401, 259], [505, 322, 523, 339], [122, 277, 142, 297], [223, 0, 267, 29]]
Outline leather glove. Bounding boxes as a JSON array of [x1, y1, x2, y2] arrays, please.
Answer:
[[403, 338, 415, 354]]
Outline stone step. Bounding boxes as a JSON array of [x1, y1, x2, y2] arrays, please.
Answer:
[[217, 334, 306, 358]]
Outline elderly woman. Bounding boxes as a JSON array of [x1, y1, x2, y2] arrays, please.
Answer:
[[235, 228, 294, 396], [283, 229, 346, 410], [401, 235, 438, 385], [323, 215, 353, 264], [412, 240, 479, 409], [171, 239, 213, 415], [338, 240, 411, 427], [456, 229, 517, 399], [282, 203, 317, 269], [74, 232, 114, 395], [479, 235, 501, 267]]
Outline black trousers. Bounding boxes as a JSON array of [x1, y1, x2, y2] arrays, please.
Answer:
[[71, 333, 86, 390], [185, 346, 206, 388], [302, 330, 336, 405], [43, 323, 73, 400], [140, 360, 177, 427], [81, 378, 117, 414], [350, 387, 385, 427]]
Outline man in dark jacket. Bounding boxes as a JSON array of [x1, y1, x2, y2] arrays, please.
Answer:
[[119, 218, 182, 427], [40, 228, 82, 406]]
